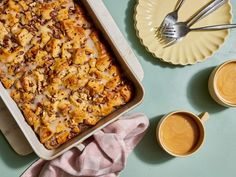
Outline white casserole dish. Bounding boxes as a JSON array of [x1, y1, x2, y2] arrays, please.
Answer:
[[0, 0, 144, 160]]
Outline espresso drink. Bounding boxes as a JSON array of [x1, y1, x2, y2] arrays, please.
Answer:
[[216, 62, 236, 105], [160, 113, 200, 155]]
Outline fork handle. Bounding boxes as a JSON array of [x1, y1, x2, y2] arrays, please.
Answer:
[[192, 24, 236, 31], [186, 0, 227, 27], [175, 0, 185, 11]]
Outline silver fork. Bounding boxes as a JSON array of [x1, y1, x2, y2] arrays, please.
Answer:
[[160, 0, 227, 47], [155, 0, 185, 38], [163, 24, 236, 39]]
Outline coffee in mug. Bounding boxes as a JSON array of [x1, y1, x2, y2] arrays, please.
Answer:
[[156, 111, 209, 157]]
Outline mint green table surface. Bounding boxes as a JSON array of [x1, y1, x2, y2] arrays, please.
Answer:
[[1, 0, 236, 177]]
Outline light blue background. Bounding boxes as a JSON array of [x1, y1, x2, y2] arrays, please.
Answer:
[[1, 0, 236, 176]]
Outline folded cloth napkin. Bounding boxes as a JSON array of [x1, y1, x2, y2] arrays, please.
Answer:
[[21, 113, 149, 177]]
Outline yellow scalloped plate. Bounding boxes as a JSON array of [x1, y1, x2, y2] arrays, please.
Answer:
[[134, 0, 232, 65]]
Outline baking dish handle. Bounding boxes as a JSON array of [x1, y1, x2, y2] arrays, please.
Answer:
[[76, 143, 86, 152]]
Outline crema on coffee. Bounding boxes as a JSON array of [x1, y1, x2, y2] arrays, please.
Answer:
[[216, 62, 236, 105], [160, 113, 200, 155]]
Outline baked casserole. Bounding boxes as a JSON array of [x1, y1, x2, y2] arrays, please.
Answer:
[[0, 0, 133, 149]]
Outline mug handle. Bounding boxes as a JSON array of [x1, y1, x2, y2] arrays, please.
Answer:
[[198, 112, 209, 123]]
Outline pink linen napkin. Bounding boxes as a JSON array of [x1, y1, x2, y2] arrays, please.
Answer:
[[21, 113, 149, 177]]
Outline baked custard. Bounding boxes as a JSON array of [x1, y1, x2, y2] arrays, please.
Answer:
[[216, 61, 236, 105], [0, 0, 133, 149], [160, 113, 200, 155]]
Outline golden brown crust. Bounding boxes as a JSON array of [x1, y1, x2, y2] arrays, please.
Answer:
[[0, 0, 133, 149]]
